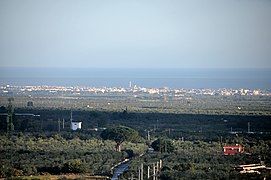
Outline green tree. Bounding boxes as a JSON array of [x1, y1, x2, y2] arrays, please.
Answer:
[[151, 137, 175, 153], [100, 125, 139, 152], [62, 160, 88, 173], [173, 163, 192, 171]]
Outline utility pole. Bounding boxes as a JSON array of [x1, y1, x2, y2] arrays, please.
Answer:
[[133, 160, 162, 180], [6, 116, 9, 132], [41, 118, 43, 131], [147, 165, 150, 179], [159, 159, 162, 169], [58, 118, 61, 132], [153, 163, 156, 180], [165, 140, 167, 153], [141, 163, 143, 180], [248, 122, 250, 133], [70, 109, 73, 129], [7, 98, 14, 133], [138, 167, 141, 180], [62, 118, 65, 129]]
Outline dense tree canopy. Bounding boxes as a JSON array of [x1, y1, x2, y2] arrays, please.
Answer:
[[0, 133, 147, 178], [100, 125, 139, 152], [151, 137, 175, 153]]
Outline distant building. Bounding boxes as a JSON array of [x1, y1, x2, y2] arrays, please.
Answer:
[[70, 110, 82, 131], [223, 144, 244, 155], [71, 122, 82, 131]]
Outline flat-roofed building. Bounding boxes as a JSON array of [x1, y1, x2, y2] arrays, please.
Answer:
[[223, 144, 243, 155]]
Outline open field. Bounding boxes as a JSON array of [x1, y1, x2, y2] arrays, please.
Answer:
[[1, 93, 271, 116]]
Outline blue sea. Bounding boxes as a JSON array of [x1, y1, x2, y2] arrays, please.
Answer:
[[0, 68, 270, 89]]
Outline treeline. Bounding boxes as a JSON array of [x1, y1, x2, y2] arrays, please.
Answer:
[[1, 108, 271, 135], [0, 133, 147, 178]]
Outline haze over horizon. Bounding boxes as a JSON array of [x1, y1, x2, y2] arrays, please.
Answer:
[[0, 0, 271, 69]]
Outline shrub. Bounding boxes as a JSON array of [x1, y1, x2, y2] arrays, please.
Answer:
[[62, 160, 88, 173]]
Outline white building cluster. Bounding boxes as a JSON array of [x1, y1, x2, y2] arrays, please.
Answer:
[[0, 85, 270, 97]]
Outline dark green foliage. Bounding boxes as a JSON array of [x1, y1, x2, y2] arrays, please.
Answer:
[[21, 165, 38, 176], [101, 125, 139, 151], [173, 163, 192, 171], [123, 149, 134, 158], [124, 139, 271, 180], [1, 107, 271, 140], [97, 119, 107, 128], [62, 160, 88, 173], [151, 137, 175, 153], [0, 133, 146, 178]]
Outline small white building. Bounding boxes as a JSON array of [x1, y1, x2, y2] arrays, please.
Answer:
[[70, 110, 82, 131], [71, 122, 82, 131]]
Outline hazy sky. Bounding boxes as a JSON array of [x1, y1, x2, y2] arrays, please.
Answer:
[[0, 0, 271, 69]]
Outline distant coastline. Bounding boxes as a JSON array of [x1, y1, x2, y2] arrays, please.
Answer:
[[0, 67, 270, 89]]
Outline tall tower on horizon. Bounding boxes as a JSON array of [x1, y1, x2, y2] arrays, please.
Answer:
[[129, 81, 132, 88]]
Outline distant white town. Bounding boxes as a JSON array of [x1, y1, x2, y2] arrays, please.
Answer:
[[0, 84, 270, 96]]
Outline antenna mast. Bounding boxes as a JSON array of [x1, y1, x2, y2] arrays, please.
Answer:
[[70, 110, 73, 129], [70, 110, 73, 122], [58, 118, 60, 132], [7, 98, 14, 133]]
